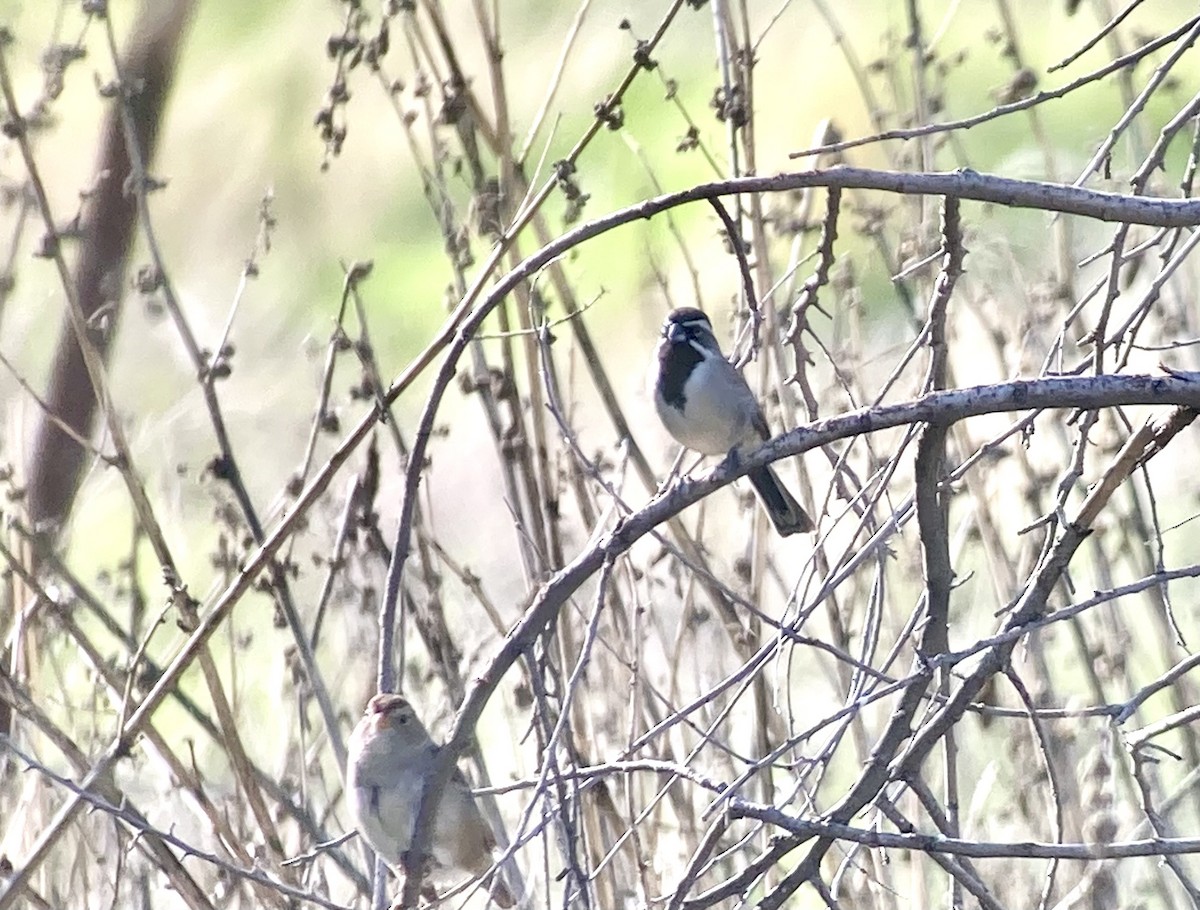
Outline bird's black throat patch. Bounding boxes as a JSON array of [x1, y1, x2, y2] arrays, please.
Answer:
[[659, 337, 703, 409]]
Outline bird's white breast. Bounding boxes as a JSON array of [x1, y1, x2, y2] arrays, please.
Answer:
[[656, 356, 757, 456], [348, 769, 424, 866]]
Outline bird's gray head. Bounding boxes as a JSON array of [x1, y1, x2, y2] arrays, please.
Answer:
[[661, 308, 721, 354], [360, 693, 431, 755]]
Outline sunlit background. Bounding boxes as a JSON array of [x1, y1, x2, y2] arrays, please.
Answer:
[[3, 1, 1200, 907]]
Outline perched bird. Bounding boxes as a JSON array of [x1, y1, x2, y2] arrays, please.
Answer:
[[346, 693, 516, 907], [654, 307, 813, 536]]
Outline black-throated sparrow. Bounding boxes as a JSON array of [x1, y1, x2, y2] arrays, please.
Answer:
[[654, 307, 813, 536]]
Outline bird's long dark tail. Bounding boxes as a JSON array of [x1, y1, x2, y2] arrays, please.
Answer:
[[748, 466, 814, 536]]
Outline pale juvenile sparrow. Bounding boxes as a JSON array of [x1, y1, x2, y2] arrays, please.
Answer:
[[346, 693, 516, 907], [654, 307, 813, 536]]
